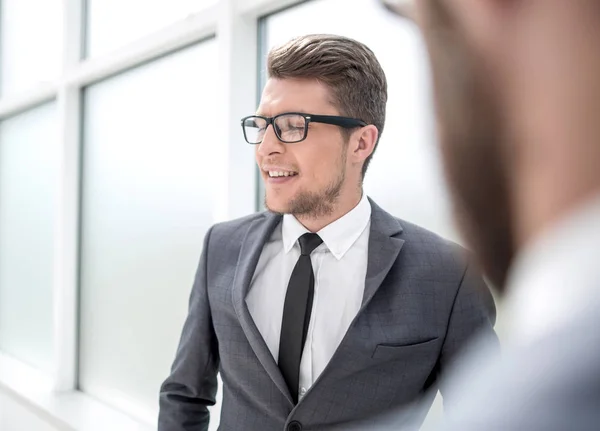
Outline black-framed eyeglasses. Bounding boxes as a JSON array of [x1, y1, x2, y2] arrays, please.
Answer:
[[241, 112, 368, 145]]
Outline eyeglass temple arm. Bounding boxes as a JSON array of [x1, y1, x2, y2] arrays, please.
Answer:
[[308, 114, 367, 128]]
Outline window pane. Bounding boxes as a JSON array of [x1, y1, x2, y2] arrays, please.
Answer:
[[0, 103, 58, 372], [79, 39, 219, 422], [85, 0, 218, 58], [263, 0, 456, 240], [0, 0, 62, 96]]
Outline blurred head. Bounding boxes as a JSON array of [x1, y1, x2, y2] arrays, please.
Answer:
[[385, 0, 600, 290], [413, 0, 514, 290], [251, 34, 386, 222]]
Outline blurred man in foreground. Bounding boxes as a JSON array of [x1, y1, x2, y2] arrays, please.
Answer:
[[383, 0, 600, 429]]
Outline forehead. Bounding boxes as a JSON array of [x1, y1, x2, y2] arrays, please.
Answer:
[[257, 77, 338, 116]]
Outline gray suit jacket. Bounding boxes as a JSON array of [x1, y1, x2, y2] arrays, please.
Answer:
[[158, 199, 498, 431]]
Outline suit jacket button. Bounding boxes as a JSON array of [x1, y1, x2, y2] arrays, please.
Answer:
[[288, 421, 302, 431]]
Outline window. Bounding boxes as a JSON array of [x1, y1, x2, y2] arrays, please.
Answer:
[[0, 103, 58, 373], [85, 0, 218, 57], [0, 0, 62, 95], [78, 39, 219, 421]]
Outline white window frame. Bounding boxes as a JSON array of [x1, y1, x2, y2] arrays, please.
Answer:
[[0, 0, 305, 429]]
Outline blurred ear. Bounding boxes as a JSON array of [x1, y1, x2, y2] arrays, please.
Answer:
[[350, 125, 378, 166]]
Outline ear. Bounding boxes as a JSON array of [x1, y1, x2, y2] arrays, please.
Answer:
[[350, 125, 378, 165]]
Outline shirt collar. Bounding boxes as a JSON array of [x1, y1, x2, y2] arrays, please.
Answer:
[[282, 193, 371, 260], [504, 192, 600, 345]]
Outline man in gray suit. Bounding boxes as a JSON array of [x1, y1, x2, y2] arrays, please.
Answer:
[[383, 0, 600, 429], [158, 34, 497, 431]]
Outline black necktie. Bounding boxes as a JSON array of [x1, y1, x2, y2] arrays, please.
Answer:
[[278, 232, 323, 403]]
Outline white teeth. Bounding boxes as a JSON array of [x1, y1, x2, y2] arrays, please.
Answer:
[[268, 170, 297, 177]]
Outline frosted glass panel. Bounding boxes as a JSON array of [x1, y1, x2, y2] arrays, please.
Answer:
[[0, 103, 57, 372], [0, 0, 62, 95], [263, 0, 457, 241], [86, 0, 218, 57], [79, 39, 219, 422]]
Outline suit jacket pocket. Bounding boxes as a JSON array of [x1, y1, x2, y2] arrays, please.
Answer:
[[371, 337, 440, 360]]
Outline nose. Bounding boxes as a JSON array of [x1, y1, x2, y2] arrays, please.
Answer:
[[256, 124, 285, 157]]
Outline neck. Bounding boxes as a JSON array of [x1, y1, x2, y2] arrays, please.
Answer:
[[296, 190, 363, 232]]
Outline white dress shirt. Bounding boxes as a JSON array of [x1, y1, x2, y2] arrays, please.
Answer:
[[246, 193, 371, 400], [503, 192, 600, 345]]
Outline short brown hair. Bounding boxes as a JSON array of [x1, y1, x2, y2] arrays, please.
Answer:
[[267, 34, 388, 178]]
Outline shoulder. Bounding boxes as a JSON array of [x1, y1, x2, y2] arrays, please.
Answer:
[[368, 197, 473, 278], [207, 211, 270, 242], [398, 218, 463, 254], [394, 217, 470, 274], [369, 197, 466, 260], [199, 211, 276, 272]]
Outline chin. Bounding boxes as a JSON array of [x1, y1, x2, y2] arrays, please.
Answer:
[[264, 195, 289, 214]]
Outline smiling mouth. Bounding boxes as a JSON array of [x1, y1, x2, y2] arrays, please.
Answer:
[[267, 170, 298, 178]]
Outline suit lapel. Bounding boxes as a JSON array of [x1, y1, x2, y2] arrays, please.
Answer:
[[231, 212, 294, 405], [362, 198, 405, 308], [231, 200, 404, 405]]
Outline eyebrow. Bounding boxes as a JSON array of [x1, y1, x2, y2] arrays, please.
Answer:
[[253, 110, 311, 117]]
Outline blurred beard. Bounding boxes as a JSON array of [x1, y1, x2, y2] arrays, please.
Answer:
[[420, 0, 516, 291]]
